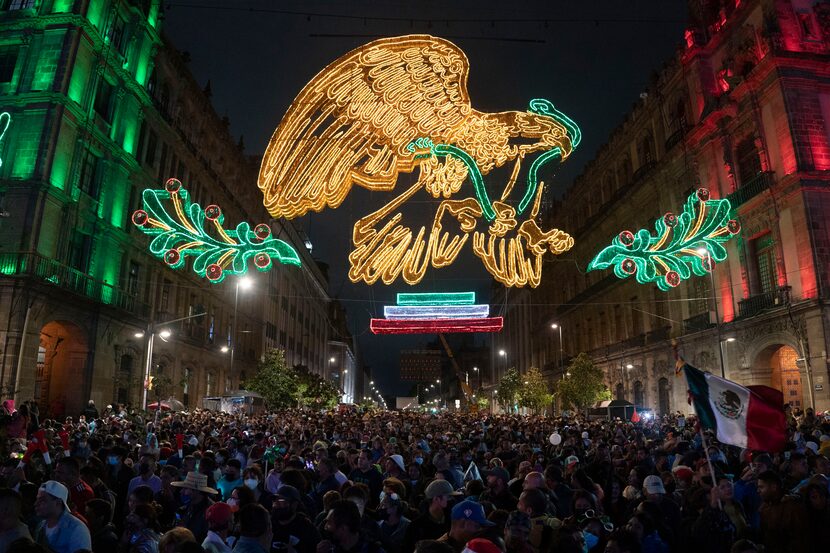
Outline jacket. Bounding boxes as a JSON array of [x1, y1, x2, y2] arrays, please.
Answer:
[[34, 509, 92, 553]]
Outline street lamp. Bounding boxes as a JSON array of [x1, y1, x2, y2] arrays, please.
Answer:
[[697, 247, 725, 378], [230, 276, 254, 375], [473, 366, 481, 390], [551, 323, 564, 378]]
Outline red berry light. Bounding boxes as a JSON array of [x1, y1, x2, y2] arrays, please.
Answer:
[[696, 188, 710, 201], [663, 212, 677, 227], [665, 271, 680, 288], [254, 223, 271, 240], [165, 178, 182, 193], [254, 253, 271, 269], [164, 249, 180, 265], [621, 258, 637, 275], [132, 210, 148, 226], [204, 205, 222, 221], [727, 219, 740, 234], [206, 264, 223, 281], [618, 231, 635, 246]]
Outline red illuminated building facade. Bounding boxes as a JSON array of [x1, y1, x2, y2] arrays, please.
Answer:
[[501, 0, 830, 414]]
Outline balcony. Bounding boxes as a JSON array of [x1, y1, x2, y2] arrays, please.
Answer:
[[737, 287, 790, 319], [664, 128, 685, 151], [683, 312, 713, 333], [0, 251, 150, 319], [631, 161, 656, 183], [727, 171, 774, 207]]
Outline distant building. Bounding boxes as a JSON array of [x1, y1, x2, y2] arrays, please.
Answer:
[[0, 1, 341, 416], [498, 0, 830, 414], [400, 349, 442, 382]]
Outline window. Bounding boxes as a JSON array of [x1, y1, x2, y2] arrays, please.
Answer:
[[144, 130, 157, 166], [206, 372, 213, 396], [736, 136, 761, 187], [279, 330, 286, 347], [6, 0, 35, 10], [160, 279, 171, 310], [633, 380, 644, 407], [208, 313, 215, 343], [68, 232, 92, 273], [639, 133, 654, 165], [93, 78, 114, 122], [752, 233, 777, 294], [78, 150, 102, 198], [0, 46, 19, 83], [108, 16, 128, 56], [136, 120, 147, 161], [158, 143, 168, 181], [658, 378, 669, 414], [117, 355, 133, 406], [128, 262, 140, 295]]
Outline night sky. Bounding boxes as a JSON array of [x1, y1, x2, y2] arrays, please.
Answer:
[[164, 0, 689, 396]]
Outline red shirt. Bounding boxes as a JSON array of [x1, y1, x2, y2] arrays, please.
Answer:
[[70, 480, 95, 513]]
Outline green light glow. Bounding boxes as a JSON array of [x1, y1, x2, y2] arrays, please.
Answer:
[[396, 291, 476, 306], [134, 179, 302, 283], [51, 0, 74, 12], [433, 143, 497, 221], [68, 56, 91, 105], [519, 147, 561, 215], [587, 189, 741, 291], [86, 1, 105, 29], [0, 112, 10, 169]]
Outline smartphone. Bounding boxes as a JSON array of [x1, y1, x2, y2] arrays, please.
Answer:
[[305, 460, 314, 470]]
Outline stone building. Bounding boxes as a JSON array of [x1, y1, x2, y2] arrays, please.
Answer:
[[0, 0, 339, 416], [502, 0, 830, 414]]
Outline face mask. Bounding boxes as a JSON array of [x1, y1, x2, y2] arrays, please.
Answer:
[[411, 479, 419, 486], [180, 493, 191, 506], [414, 457, 423, 465], [107, 456, 119, 466], [584, 531, 599, 552], [244, 478, 259, 490], [215, 455, 225, 464]]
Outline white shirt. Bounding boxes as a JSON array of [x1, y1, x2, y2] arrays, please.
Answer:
[[202, 531, 232, 553]]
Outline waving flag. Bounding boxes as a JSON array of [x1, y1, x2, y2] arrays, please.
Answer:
[[683, 363, 786, 451]]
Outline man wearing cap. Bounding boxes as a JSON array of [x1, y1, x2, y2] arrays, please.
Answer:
[[437, 499, 495, 552], [480, 467, 517, 511], [349, 450, 383, 507], [33, 480, 91, 553], [202, 502, 233, 553], [377, 488, 410, 553], [171, 471, 217, 543], [271, 485, 320, 553], [640, 475, 681, 543], [402, 480, 459, 552], [383, 455, 406, 481]]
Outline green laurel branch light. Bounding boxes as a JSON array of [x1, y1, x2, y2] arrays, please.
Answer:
[[132, 178, 301, 283], [587, 189, 741, 291]]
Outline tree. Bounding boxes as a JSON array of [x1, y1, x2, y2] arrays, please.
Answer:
[[555, 352, 609, 413], [295, 365, 341, 410], [244, 349, 298, 409], [496, 367, 522, 413], [518, 367, 554, 414]]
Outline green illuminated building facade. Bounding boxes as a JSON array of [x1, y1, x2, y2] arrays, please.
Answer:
[[0, 0, 341, 416]]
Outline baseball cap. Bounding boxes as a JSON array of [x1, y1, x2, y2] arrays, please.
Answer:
[[274, 484, 301, 503], [463, 538, 503, 553], [39, 481, 70, 511], [485, 467, 510, 482], [643, 475, 666, 495], [205, 502, 234, 525], [565, 455, 579, 467], [451, 500, 495, 526], [425, 479, 462, 499]]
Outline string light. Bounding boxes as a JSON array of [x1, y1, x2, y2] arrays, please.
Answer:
[[384, 304, 489, 319], [257, 34, 579, 288], [132, 178, 302, 283], [372, 290, 502, 334], [587, 188, 740, 291], [0, 112, 10, 169]]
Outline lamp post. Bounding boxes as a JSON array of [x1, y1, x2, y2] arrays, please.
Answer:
[[698, 248, 725, 378], [551, 323, 564, 377], [230, 276, 253, 375], [138, 312, 206, 411], [436, 379, 442, 407]]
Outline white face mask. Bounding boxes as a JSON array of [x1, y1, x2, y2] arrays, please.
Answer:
[[244, 478, 259, 490]]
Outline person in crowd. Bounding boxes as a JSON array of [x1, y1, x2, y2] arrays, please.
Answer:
[[217, 460, 243, 502], [53, 458, 95, 516], [317, 500, 384, 553], [157, 527, 196, 553], [201, 502, 233, 553], [270, 485, 319, 553], [241, 466, 272, 511], [349, 450, 383, 505], [32, 481, 91, 553], [756, 470, 808, 553], [171, 472, 217, 543], [377, 490, 410, 553], [129, 453, 162, 495], [233, 504, 271, 553], [121, 503, 161, 553], [0, 489, 31, 553], [437, 499, 494, 552], [84, 498, 118, 553], [402, 480, 459, 552], [481, 467, 517, 512]]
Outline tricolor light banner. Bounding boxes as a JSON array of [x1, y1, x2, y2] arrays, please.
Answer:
[[371, 292, 503, 334]]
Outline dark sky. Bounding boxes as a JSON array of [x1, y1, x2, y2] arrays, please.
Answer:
[[164, 0, 689, 396]]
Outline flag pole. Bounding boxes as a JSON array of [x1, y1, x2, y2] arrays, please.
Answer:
[[697, 426, 722, 509]]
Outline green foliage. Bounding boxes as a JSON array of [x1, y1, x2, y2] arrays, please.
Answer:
[[555, 353, 608, 413], [244, 350, 342, 410], [295, 365, 341, 410], [496, 367, 522, 413], [244, 349, 300, 409], [518, 367, 553, 413]]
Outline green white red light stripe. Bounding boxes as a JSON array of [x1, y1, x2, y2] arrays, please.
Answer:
[[373, 291, 502, 334], [384, 304, 489, 319]]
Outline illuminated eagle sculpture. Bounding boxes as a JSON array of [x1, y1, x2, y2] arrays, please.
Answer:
[[259, 35, 580, 288], [133, 35, 580, 287]]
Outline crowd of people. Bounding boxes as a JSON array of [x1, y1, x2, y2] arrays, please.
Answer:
[[0, 398, 828, 553]]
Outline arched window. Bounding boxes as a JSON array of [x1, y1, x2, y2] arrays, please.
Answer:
[[639, 132, 654, 166], [117, 354, 133, 406], [633, 380, 644, 407], [615, 382, 624, 400], [658, 377, 670, 414], [617, 157, 632, 186]]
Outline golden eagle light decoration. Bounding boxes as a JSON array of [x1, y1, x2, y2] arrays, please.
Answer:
[[134, 35, 580, 287]]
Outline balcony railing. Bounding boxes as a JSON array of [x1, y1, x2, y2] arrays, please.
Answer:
[[727, 171, 774, 207], [0, 251, 150, 318], [664, 128, 685, 151], [631, 160, 657, 183], [737, 287, 790, 319], [683, 312, 713, 333]]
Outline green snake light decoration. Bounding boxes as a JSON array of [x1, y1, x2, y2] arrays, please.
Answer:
[[132, 178, 301, 283], [587, 188, 741, 291], [0, 112, 10, 169]]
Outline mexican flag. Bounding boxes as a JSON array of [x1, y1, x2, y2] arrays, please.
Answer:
[[683, 363, 786, 451]]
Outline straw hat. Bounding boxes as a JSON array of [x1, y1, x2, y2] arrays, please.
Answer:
[[171, 471, 218, 494]]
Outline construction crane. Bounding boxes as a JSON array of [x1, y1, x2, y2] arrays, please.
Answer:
[[438, 333, 475, 409]]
